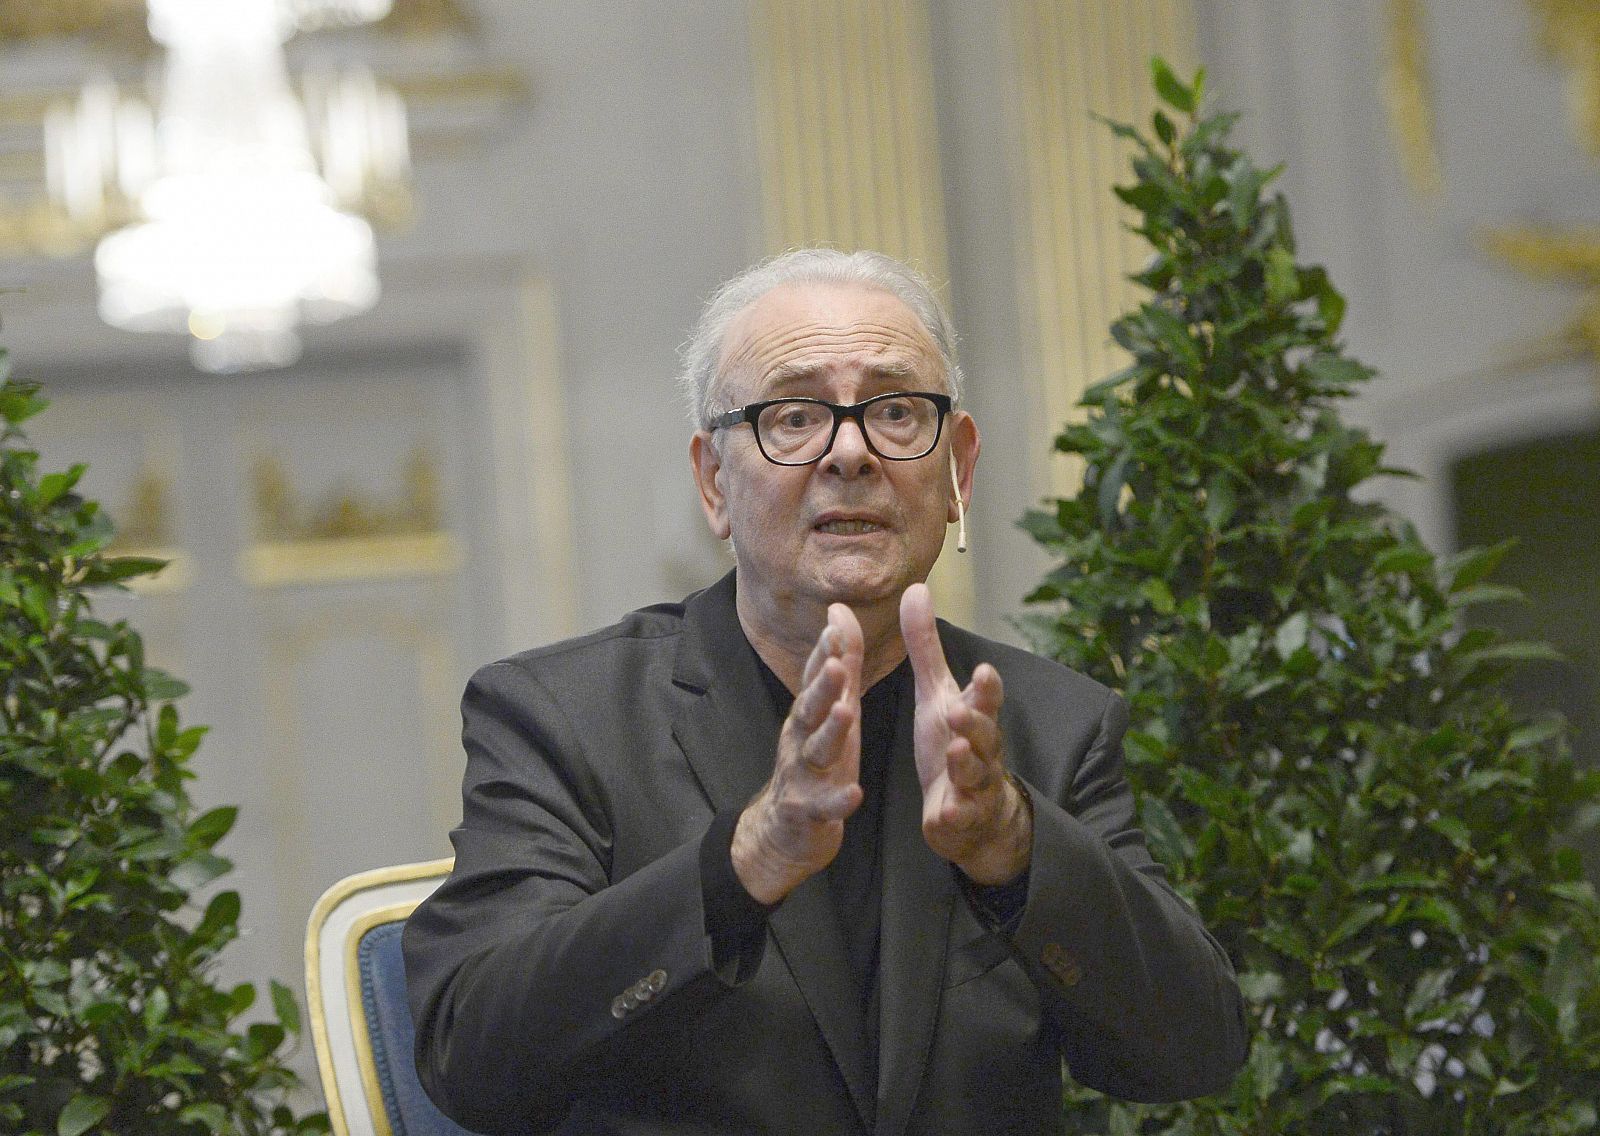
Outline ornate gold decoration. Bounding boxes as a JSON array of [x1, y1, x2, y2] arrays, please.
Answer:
[[379, 0, 474, 38], [750, 0, 970, 624], [1481, 223, 1600, 374], [106, 464, 193, 594], [0, 0, 149, 49], [112, 465, 171, 547], [251, 450, 442, 541], [243, 532, 462, 587], [1013, 0, 1198, 498], [1527, 0, 1600, 155], [244, 450, 461, 587], [1382, 0, 1444, 197]]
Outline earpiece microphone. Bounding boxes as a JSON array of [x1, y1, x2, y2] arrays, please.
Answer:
[[949, 449, 967, 554]]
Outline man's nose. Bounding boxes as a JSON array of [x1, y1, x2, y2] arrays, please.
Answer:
[[823, 416, 876, 475]]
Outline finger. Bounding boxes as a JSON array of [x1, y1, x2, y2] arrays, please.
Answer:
[[807, 782, 864, 822], [923, 783, 980, 837], [944, 736, 997, 793], [800, 623, 837, 689], [828, 604, 864, 694], [964, 663, 1004, 720], [802, 698, 857, 770], [899, 583, 952, 700], [792, 657, 847, 731], [946, 700, 1002, 769]]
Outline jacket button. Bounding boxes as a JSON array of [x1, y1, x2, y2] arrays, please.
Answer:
[[646, 969, 667, 994], [1041, 942, 1083, 986], [610, 996, 628, 1019]]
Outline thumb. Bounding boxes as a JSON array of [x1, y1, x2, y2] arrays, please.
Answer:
[[899, 583, 951, 699]]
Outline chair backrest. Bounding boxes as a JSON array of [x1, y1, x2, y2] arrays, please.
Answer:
[[305, 859, 478, 1136]]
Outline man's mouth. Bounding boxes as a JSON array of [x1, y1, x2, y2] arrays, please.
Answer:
[[815, 518, 885, 535]]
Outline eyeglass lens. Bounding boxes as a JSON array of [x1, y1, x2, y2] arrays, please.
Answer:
[[756, 395, 942, 463]]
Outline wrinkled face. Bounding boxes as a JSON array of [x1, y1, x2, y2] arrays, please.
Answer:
[[691, 281, 976, 618]]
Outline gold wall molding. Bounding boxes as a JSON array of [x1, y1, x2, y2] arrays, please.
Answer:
[[1528, 0, 1600, 157], [512, 276, 580, 641], [244, 447, 462, 588], [1480, 223, 1600, 382], [751, 0, 946, 270], [242, 531, 464, 589], [251, 449, 445, 541], [1012, 0, 1197, 500], [750, 0, 970, 624], [1382, 0, 1444, 198]]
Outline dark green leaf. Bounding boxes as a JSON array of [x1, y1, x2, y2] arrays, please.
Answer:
[[57, 1095, 110, 1136], [1325, 902, 1387, 948], [1140, 796, 1194, 865], [1152, 109, 1176, 147], [1457, 641, 1564, 670], [1444, 541, 1514, 593], [1097, 451, 1131, 528], [188, 805, 238, 849], [194, 889, 243, 945], [1150, 57, 1194, 113], [1373, 546, 1432, 576], [271, 979, 301, 1034], [80, 555, 168, 586], [1507, 716, 1563, 750], [37, 465, 84, 507]]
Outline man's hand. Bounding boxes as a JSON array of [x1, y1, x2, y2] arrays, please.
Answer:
[[900, 583, 1031, 886], [732, 604, 865, 905]]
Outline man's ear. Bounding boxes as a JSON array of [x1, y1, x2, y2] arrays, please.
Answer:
[[947, 411, 980, 524], [690, 431, 732, 540]]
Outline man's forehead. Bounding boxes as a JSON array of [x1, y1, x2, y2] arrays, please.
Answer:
[[716, 281, 945, 397]]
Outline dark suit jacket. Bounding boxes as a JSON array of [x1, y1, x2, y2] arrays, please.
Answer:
[[403, 572, 1246, 1135]]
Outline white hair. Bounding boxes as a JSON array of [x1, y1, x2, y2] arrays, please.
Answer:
[[677, 248, 963, 429]]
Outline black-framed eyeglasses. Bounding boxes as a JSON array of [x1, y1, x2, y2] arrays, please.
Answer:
[[708, 391, 953, 466]]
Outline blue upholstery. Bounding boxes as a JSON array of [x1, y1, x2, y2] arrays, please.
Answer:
[[356, 920, 477, 1136]]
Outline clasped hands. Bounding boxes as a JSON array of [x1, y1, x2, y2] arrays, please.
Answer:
[[731, 583, 1032, 906]]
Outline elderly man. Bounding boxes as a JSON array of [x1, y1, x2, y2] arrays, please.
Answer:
[[404, 249, 1247, 1135]]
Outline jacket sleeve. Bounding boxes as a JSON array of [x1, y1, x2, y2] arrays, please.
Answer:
[[401, 660, 750, 1134], [1008, 688, 1249, 1102]]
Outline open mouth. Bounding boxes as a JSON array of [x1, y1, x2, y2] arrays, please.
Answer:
[[815, 519, 884, 535]]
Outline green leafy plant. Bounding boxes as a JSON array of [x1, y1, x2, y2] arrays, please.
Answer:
[[0, 355, 326, 1135], [1023, 60, 1600, 1136]]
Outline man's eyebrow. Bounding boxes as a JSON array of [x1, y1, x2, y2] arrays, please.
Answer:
[[763, 359, 925, 392]]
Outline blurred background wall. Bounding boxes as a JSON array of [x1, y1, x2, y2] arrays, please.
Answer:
[[2, 0, 1595, 1102]]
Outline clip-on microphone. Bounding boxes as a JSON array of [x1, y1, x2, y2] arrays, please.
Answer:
[[949, 449, 967, 554]]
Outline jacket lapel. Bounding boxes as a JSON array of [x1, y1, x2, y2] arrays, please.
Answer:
[[669, 573, 875, 1128], [874, 641, 957, 1136]]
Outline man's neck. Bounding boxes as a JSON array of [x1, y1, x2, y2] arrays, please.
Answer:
[[736, 587, 909, 695]]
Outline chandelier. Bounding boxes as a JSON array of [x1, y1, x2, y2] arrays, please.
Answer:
[[44, 0, 410, 373]]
